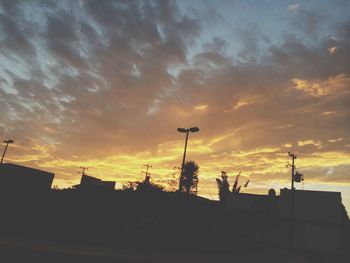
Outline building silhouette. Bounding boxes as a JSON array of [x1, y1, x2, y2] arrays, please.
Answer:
[[74, 174, 116, 191], [0, 163, 54, 191], [277, 188, 344, 253], [225, 188, 346, 253]]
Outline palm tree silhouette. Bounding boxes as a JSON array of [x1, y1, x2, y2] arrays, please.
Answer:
[[216, 171, 230, 202]]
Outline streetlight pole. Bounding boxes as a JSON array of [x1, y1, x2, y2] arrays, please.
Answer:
[[1, 139, 14, 164], [177, 127, 199, 191], [180, 130, 189, 183]]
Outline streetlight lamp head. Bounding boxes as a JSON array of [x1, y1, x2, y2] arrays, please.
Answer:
[[189, 127, 199, 133], [4, 140, 14, 144], [177, 128, 187, 133]]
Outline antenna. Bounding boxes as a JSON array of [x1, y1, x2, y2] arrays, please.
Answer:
[[78, 166, 88, 176], [142, 163, 152, 182]]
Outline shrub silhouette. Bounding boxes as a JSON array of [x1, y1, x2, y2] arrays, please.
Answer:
[[216, 171, 250, 201]]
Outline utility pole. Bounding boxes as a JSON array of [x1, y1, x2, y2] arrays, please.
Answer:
[[287, 151, 297, 249], [1, 139, 14, 164], [142, 164, 152, 183], [288, 152, 297, 190]]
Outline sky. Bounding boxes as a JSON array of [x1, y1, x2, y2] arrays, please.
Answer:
[[0, 0, 350, 210]]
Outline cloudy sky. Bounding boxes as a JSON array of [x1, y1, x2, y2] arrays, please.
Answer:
[[0, 0, 350, 210]]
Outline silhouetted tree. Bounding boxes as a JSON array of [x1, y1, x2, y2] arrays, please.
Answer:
[[216, 171, 230, 202], [123, 177, 164, 193], [180, 160, 199, 194]]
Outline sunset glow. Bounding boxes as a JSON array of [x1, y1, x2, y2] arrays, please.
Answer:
[[0, 0, 349, 211]]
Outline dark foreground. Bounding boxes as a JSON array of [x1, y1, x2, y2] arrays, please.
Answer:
[[0, 189, 349, 262], [0, 234, 349, 263], [0, 190, 256, 254]]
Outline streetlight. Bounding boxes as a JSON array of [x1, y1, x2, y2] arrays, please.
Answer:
[[1, 139, 14, 164], [177, 127, 199, 191]]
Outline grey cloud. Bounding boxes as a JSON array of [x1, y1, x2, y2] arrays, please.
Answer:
[[0, 0, 20, 16], [289, 6, 329, 39], [1, 0, 202, 158], [236, 25, 266, 63], [203, 37, 227, 53], [44, 14, 88, 69], [0, 14, 36, 58]]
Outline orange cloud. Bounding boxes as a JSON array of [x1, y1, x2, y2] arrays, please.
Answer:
[[291, 74, 350, 97], [328, 46, 338, 55], [194, 104, 209, 111], [225, 97, 257, 112], [297, 139, 322, 148]]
